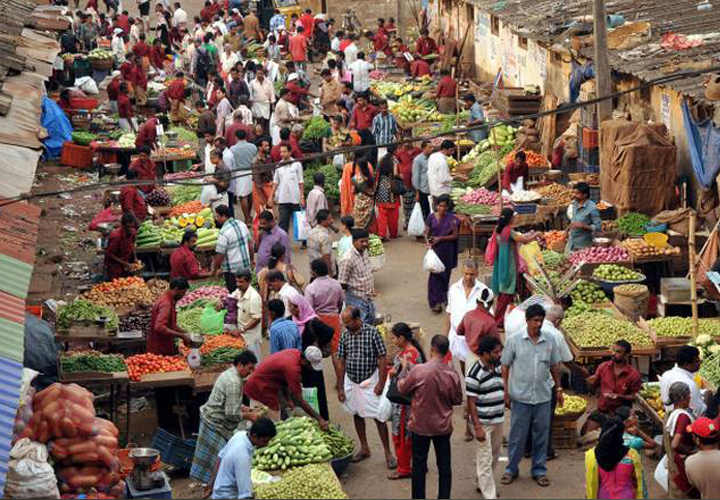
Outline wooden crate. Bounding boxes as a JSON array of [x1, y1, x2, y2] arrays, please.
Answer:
[[552, 419, 578, 449]]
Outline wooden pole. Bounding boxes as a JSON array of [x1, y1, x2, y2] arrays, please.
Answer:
[[689, 212, 699, 338], [592, 0, 613, 122]]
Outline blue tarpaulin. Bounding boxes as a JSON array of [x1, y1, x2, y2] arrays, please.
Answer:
[[40, 96, 72, 160], [569, 63, 595, 103], [682, 101, 720, 189]]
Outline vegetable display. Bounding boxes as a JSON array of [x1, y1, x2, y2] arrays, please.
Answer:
[[200, 347, 246, 366], [510, 189, 541, 203], [368, 234, 384, 256], [623, 238, 681, 259], [169, 201, 205, 217], [61, 351, 127, 374], [544, 230, 566, 250], [254, 464, 347, 499], [569, 280, 606, 305], [554, 394, 587, 416], [145, 189, 172, 207], [617, 212, 650, 237], [304, 164, 340, 200], [125, 354, 188, 381], [88, 48, 113, 59], [321, 425, 355, 458], [253, 417, 333, 470], [458, 187, 502, 205], [700, 352, 720, 388], [83, 276, 155, 309], [454, 202, 492, 215], [537, 183, 574, 205], [646, 317, 693, 338], [502, 149, 548, 167], [177, 286, 229, 308], [119, 312, 150, 332], [488, 125, 517, 148], [541, 250, 565, 270], [179, 334, 247, 356], [389, 95, 438, 123], [72, 131, 96, 146], [168, 126, 198, 143], [136, 220, 162, 249], [592, 264, 643, 282], [303, 116, 331, 141], [165, 171, 203, 181], [467, 150, 504, 187], [169, 184, 203, 206], [56, 300, 119, 331], [178, 307, 206, 332], [568, 246, 630, 266], [639, 383, 665, 419], [117, 133, 136, 147], [562, 312, 653, 348]]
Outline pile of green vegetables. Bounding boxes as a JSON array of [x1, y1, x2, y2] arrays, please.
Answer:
[[169, 184, 203, 205], [61, 351, 127, 373], [454, 201, 491, 215], [303, 116, 331, 141], [700, 351, 720, 387], [169, 126, 198, 143], [570, 280, 607, 305], [201, 347, 245, 366], [321, 425, 355, 458], [466, 144, 513, 188], [56, 300, 119, 330], [253, 417, 333, 470], [617, 212, 650, 237], [255, 464, 347, 499], [303, 163, 340, 200], [647, 317, 693, 338], [72, 131, 96, 146], [178, 306, 207, 331], [541, 250, 565, 269], [562, 312, 653, 348]]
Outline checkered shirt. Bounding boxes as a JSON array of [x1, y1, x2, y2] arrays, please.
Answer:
[[338, 247, 374, 300], [338, 323, 387, 384], [216, 218, 252, 273], [372, 112, 398, 146]]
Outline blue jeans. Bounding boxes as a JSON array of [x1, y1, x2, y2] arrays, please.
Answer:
[[505, 400, 551, 478]]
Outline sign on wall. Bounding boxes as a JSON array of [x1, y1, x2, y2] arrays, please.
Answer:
[[475, 12, 489, 42], [661, 92, 671, 130]]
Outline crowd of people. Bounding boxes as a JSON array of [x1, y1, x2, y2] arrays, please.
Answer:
[[54, 1, 720, 499]]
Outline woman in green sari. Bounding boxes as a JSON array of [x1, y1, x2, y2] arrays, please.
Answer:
[[486, 208, 537, 326]]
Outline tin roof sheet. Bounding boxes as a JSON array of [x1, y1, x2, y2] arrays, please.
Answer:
[[0, 292, 24, 324], [0, 317, 24, 363]]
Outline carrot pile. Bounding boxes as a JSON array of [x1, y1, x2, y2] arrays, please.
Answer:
[[544, 230, 566, 248], [125, 354, 188, 382], [170, 200, 204, 217], [179, 334, 247, 356], [503, 150, 549, 167]]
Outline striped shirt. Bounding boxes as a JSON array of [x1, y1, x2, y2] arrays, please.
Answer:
[[216, 218, 252, 273], [269, 318, 301, 354], [466, 360, 505, 425], [372, 112, 398, 146]]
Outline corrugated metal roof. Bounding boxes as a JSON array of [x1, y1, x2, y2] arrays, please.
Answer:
[[0, 292, 24, 324], [470, 0, 720, 100], [0, 356, 23, 407], [0, 199, 40, 267], [0, 73, 43, 149], [0, 317, 24, 362], [0, 258, 33, 300], [0, 145, 41, 198]]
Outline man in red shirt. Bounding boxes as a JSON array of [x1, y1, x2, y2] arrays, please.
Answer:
[[338, 32, 351, 52], [130, 55, 148, 106], [583, 340, 642, 435], [147, 277, 193, 355], [117, 83, 136, 132], [501, 150, 529, 191], [119, 59, 134, 81], [166, 71, 187, 122], [200, 1, 213, 23], [299, 9, 314, 39], [395, 141, 422, 225], [415, 29, 438, 57], [435, 68, 458, 114], [410, 56, 432, 78], [285, 76, 310, 107], [224, 112, 255, 147], [129, 146, 157, 193], [149, 39, 166, 73], [457, 289, 500, 361], [243, 347, 328, 428], [117, 10, 130, 35], [104, 212, 138, 280], [289, 26, 308, 72], [170, 230, 209, 279], [132, 32, 150, 59], [119, 170, 148, 222], [135, 115, 169, 150], [270, 127, 303, 162], [370, 29, 390, 56], [107, 73, 123, 114], [349, 94, 378, 130]]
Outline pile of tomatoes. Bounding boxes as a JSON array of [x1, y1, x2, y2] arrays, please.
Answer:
[[125, 353, 188, 382]]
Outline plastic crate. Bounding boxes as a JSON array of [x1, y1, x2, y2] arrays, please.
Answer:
[[69, 97, 99, 111], [552, 420, 578, 449], [582, 127, 599, 149], [580, 144, 600, 165], [151, 428, 196, 470], [60, 141, 93, 168]]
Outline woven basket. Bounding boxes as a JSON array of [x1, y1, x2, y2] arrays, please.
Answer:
[[89, 57, 113, 70]]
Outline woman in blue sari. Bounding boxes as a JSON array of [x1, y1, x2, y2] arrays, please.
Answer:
[[425, 194, 460, 312]]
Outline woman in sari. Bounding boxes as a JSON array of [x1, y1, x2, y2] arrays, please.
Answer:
[[664, 381, 699, 499], [351, 159, 377, 234], [387, 323, 426, 480], [425, 194, 460, 312], [290, 294, 335, 420], [340, 153, 374, 217], [585, 416, 646, 499], [486, 207, 537, 326]]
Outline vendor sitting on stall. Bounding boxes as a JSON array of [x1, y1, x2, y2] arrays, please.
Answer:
[[170, 230, 211, 280], [104, 212, 138, 280], [501, 150, 528, 191], [410, 55, 432, 78], [243, 346, 329, 430], [135, 114, 169, 150], [435, 69, 457, 114], [581, 340, 642, 436], [129, 145, 157, 194], [190, 350, 259, 485], [119, 170, 147, 222], [565, 181, 601, 251]]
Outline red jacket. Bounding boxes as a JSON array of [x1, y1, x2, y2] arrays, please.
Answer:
[[149, 45, 166, 70], [104, 227, 135, 279], [135, 117, 158, 149], [117, 14, 130, 34], [166, 79, 185, 100], [284, 81, 308, 105], [350, 104, 378, 130], [225, 122, 255, 147], [415, 36, 438, 57], [130, 64, 147, 89], [410, 59, 431, 77], [130, 158, 157, 193], [119, 185, 147, 221], [299, 14, 314, 36], [170, 245, 201, 279], [107, 76, 121, 101], [148, 291, 180, 355]]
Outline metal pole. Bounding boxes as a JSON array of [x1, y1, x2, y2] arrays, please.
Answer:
[[689, 212, 699, 338]]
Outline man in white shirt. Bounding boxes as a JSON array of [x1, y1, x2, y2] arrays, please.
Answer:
[[250, 66, 275, 127], [173, 2, 188, 27], [348, 51, 372, 94], [273, 144, 304, 235], [660, 345, 706, 415], [201, 174, 230, 210], [427, 140, 455, 205], [331, 31, 342, 52], [344, 33, 359, 65], [231, 269, 263, 361]]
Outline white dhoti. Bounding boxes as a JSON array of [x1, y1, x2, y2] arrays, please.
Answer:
[[252, 101, 271, 121], [341, 370, 391, 422], [448, 328, 469, 363]]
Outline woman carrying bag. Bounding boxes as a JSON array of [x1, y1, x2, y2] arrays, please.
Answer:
[[387, 323, 426, 480], [424, 194, 460, 312]]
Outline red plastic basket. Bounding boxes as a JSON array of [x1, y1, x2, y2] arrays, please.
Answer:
[[70, 97, 99, 111], [60, 141, 93, 168], [582, 127, 599, 149]]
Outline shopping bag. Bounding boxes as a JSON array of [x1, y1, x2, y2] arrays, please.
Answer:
[[293, 210, 309, 241], [407, 202, 425, 236], [199, 306, 226, 335], [518, 241, 543, 275], [301, 386, 320, 414], [654, 455, 668, 493], [485, 230, 498, 266], [423, 248, 446, 273]]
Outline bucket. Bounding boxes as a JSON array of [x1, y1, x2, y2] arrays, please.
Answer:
[[613, 284, 649, 321]]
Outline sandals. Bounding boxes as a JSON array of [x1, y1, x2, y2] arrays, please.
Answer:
[[500, 473, 517, 485], [533, 475, 550, 487], [386, 456, 398, 469], [387, 470, 410, 480], [350, 450, 371, 463]]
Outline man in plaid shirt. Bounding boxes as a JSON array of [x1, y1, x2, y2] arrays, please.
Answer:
[[338, 228, 376, 323], [337, 306, 396, 468], [371, 99, 398, 147], [211, 205, 254, 292]]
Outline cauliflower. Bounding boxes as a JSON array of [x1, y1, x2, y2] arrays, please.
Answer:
[[696, 334, 713, 346]]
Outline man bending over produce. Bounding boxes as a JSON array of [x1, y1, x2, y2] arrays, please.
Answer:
[[104, 212, 138, 280], [208, 417, 276, 499], [190, 350, 259, 485], [243, 346, 329, 430], [170, 230, 211, 280], [119, 169, 147, 222]]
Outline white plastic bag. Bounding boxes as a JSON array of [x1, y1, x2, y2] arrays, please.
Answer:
[[341, 371, 391, 422], [654, 454, 668, 493], [4, 439, 59, 499], [408, 202, 425, 236], [423, 248, 446, 274], [293, 210, 309, 241], [73, 76, 99, 95]]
